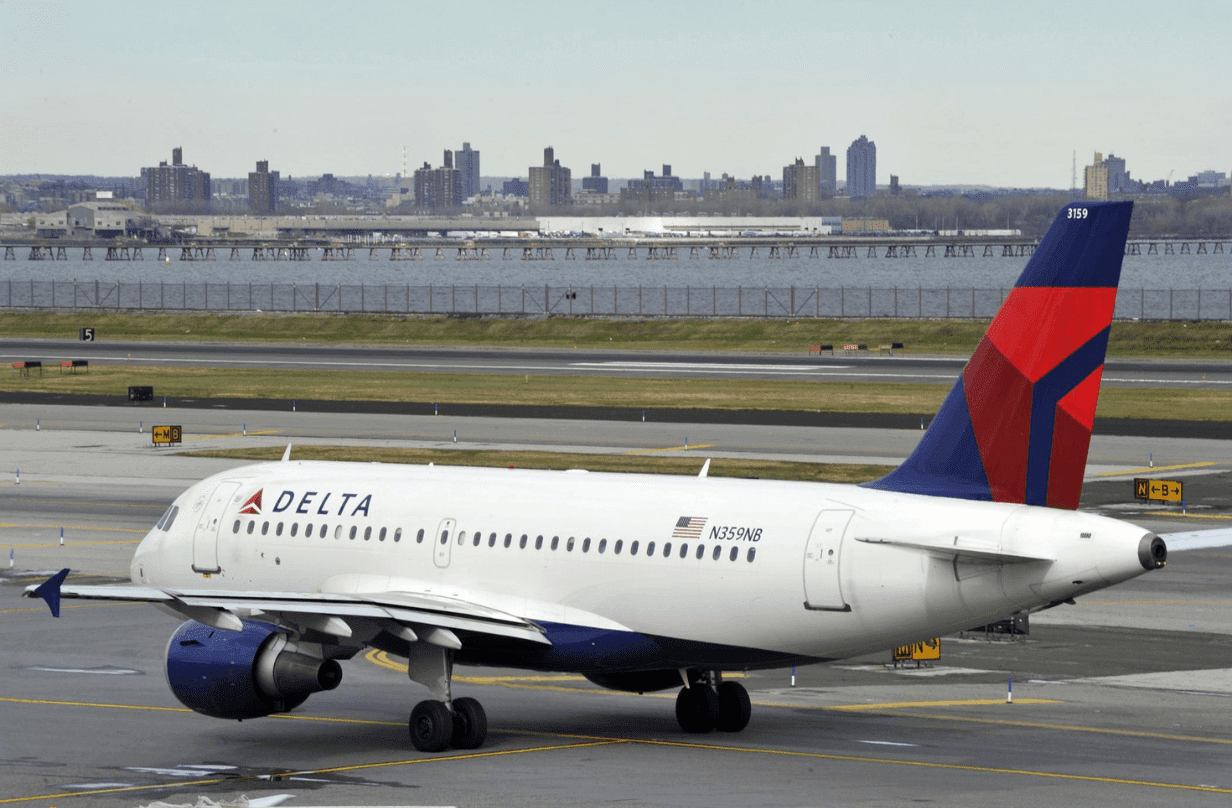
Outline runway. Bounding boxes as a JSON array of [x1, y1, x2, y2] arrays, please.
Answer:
[[3, 405, 1232, 806], [2, 338, 1232, 387]]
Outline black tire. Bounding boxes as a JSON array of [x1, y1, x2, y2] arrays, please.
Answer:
[[409, 700, 452, 753], [675, 686, 719, 733], [715, 681, 751, 732], [450, 697, 488, 750]]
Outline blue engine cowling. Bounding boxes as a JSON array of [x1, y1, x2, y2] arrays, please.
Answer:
[[165, 620, 343, 720]]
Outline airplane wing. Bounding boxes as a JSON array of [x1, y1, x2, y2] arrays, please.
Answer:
[[1158, 528, 1232, 552], [24, 570, 550, 648]]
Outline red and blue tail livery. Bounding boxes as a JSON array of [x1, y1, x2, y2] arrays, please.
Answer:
[[866, 201, 1133, 509]]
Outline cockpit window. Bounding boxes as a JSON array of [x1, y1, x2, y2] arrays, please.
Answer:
[[155, 506, 172, 531], [159, 506, 179, 532]]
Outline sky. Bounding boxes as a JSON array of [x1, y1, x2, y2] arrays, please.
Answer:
[[3, 0, 1230, 187]]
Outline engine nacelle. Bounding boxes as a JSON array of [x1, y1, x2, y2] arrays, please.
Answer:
[[165, 620, 342, 720]]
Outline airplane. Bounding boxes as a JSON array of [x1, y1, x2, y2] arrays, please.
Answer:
[[26, 200, 1172, 753]]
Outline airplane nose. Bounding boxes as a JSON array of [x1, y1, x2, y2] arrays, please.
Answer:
[[1138, 533, 1167, 570]]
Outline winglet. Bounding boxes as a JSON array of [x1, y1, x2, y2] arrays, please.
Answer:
[[28, 568, 71, 618], [281, 443, 293, 462]]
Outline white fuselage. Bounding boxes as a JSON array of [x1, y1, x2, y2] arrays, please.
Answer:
[[132, 460, 1155, 671]]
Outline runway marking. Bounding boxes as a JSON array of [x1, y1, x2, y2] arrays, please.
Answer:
[[5, 696, 1232, 802], [185, 430, 281, 441], [0, 602, 140, 615], [1093, 461, 1215, 477], [826, 698, 1059, 710], [1144, 512, 1232, 520], [627, 443, 716, 454]]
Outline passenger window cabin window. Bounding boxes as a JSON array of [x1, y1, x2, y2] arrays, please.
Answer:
[[747, 548, 756, 562], [614, 539, 623, 555], [365, 526, 372, 541], [519, 534, 528, 549], [598, 539, 607, 554], [535, 535, 543, 550], [291, 523, 299, 537], [729, 546, 738, 561], [306, 523, 314, 537], [583, 538, 591, 553], [489, 532, 497, 547], [261, 521, 269, 536], [630, 540, 639, 556], [696, 545, 705, 560], [679, 543, 688, 558], [713, 545, 722, 560], [646, 541, 655, 556], [441, 530, 450, 546], [567, 536, 575, 552], [457, 531, 466, 546], [394, 527, 402, 543], [335, 525, 343, 539], [319, 524, 328, 539], [551, 536, 559, 551], [416, 528, 425, 544], [379, 527, 387, 541], [663, 542, 672, 557], [233, 519, 241, 534], [247, 520, 255, 535], [473, 532, 481, 547], [504, 533, 512, 548], [349, 526, 357, 540], [276, 522, 283, 536]]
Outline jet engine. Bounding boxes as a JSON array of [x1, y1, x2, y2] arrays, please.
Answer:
[[165, 620, 342, 720]]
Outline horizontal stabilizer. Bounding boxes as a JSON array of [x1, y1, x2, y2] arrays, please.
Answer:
[[26, 568, 72, 617]]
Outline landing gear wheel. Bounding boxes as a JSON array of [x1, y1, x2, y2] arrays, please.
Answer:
[[715, 681, 751, 732], [450, 696, 488, 749], [675, 685, 720, 733], [409, 700, 453, 753]]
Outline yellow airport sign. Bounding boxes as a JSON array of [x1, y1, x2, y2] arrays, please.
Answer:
[[1134, 477, 1182, 503], [893, 638, 940, 662], [153, 425, 182, 446]]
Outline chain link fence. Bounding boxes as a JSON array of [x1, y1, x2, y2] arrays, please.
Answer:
[[2, 280, 1230, 320]]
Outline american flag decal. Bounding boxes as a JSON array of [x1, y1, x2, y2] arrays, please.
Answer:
[[672, 516, 707, 539], [239, 489, 263, 515]]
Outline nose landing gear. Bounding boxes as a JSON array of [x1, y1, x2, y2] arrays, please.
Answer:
[[675, 672, 751, 734]]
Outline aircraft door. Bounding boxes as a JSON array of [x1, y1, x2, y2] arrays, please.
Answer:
[[803, 509, 853, 611], [433, 518, 456, 569], [192, 480, 241, 573]]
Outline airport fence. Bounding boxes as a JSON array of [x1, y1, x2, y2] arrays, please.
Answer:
[[2, 280, 1231, 320]]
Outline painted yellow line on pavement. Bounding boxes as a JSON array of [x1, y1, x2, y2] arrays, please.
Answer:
[[5, 498, 164, 510], [0, 523, 145, 534], [185, 430, 281, 441], [1094, 461, 1215, 477], [627, 443, 715, 454], [827, 698, 1058, 710], [1143, 511, 1232, 520], [0, 602, 140, 615]]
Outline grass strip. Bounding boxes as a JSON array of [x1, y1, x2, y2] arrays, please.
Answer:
[[1, 312, 1229, 357], [2, 363, 1230, 421], [179, 445, 893, 484]]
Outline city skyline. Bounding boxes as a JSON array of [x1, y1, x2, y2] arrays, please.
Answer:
[[3, 1, 1229, 186]]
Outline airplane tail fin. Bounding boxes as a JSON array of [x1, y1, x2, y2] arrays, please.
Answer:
[[864, 201, 1133, 509]]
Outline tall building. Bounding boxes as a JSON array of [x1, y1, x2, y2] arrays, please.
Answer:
[[455, 143, 480, 201], [142, 147, 211, 208], [1085, 152, 1109, 201], [413, 155, 463, 209], [846, 135, 876, 199], [783, 158, 820, 202], [529, 146, 571, 208], [248, 160, 279, 214], [815, 146, 837, 198], [583, 163, 608, 194], [620, 165, 684, 204]]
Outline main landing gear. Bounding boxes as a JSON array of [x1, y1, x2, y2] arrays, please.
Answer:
[[675, 672, 751, 734], [405, 643, 488, 753]]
